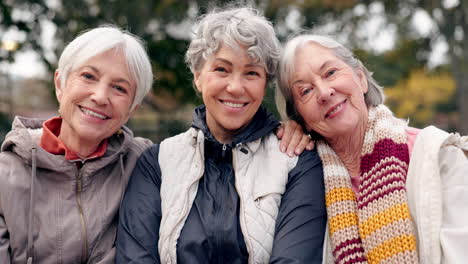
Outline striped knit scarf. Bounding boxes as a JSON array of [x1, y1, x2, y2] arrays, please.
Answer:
[[317, 105, 419, 264]]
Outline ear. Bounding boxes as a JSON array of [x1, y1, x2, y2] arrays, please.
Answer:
[[54, 70, 63, 103], [357, 68, 368, 94], [193, 71, 203, 93]]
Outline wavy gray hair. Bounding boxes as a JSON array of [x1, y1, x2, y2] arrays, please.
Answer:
[[276, 34, 384, 126], [185, 7, 281, 82]]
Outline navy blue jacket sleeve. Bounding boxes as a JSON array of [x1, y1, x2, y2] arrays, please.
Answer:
[[116, 144, 162, 263], [270, 150, 327, 264]]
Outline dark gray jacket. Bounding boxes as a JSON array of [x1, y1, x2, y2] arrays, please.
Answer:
[[0, 116, 151, 263]]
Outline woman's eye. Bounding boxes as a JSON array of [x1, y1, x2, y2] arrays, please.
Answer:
[[214, 67, 227, 72], [113, 85, 127, 94], [82, 73, 95, 80], [301, 87, 313, 96], [247, 71, 259, 76], [325, 69, 336, 77]]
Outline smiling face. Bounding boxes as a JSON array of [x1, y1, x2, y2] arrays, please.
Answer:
[[194, 43, 267, 143], [55, 48, 137, 148], [291, 42, 369, 141]]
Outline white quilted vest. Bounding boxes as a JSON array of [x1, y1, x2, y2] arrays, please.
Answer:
[[158, 128, 298, 264]]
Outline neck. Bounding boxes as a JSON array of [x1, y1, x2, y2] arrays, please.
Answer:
[[58, 133, 101, 159], [212, 130, 234, 145], [326, 116, 368, 177]]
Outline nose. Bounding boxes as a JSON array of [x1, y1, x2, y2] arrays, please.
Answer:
[[90, 82, 110, 105], [226, 74, 245, 96], [316, 82, 334, 104]]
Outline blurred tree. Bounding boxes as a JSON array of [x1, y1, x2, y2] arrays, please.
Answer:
[[1, 0, 465, 132], [0, 0, 51, 67], [415, 0, 468, 134], [386, 68, 456, 128]]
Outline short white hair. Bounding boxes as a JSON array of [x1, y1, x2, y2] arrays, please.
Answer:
[[56, 25, 153, 109]]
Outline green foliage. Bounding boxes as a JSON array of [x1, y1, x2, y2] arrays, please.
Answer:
[[355, 37, 430, 87], [0, 0, 50, 66], [385, 68, 456, 128], [148, 36, 194, 102], [2, 0, 467, 134]]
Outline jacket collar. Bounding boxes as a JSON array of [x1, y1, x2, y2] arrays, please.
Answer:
[[1, 116, 134, 176], [40, 116, 108, 161], [191, 104, 280, 147]]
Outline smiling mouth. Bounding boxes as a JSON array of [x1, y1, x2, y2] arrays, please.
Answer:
[[80, 106, 109, 120], [220, 100, 248, 108], [325, 100, 346, 118]]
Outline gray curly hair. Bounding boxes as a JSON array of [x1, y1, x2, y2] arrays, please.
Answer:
[[185, 6, 281, 82]]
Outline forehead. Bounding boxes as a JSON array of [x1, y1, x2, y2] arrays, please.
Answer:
[[78, 49, 135, 83], [82, 49, 127, 68], [294, 42, 338, 67], [210, 43, 260, 66]]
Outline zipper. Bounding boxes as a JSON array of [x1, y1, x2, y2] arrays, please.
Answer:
[[216, 147, 230, 263], [222, 144, 227, 158], [75, 169, 88, 263]]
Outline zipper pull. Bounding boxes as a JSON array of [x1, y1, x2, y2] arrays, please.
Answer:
[[236, 143, 248, 154], [222, 144, 227, 158]]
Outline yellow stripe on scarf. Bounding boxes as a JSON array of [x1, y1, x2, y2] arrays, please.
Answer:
[[367, 234, 417, 263], [325, 187, 356, 207], [329, 212, 359, 234], [359, 203, 412, 239]]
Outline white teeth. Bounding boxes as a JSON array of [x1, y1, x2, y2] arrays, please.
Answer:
[[328, 103, 343, 116], [80, 107, 107, 120], [223, 101, 244, 108]]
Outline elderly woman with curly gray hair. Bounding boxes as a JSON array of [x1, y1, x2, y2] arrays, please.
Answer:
[[276, 33, 468, 264], [116, 7, 327, 264]]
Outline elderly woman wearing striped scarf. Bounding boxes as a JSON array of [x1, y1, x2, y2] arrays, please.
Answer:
[[276, 33, 468, 264]]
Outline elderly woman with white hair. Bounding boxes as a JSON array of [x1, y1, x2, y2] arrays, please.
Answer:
[[0, 25, 153, 263], [276, 33, 468, 264], [116, 7, 327, 264]]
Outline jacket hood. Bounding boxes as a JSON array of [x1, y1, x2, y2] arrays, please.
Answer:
[[1, 116, 136, 175], [191, 105, 280, 147]]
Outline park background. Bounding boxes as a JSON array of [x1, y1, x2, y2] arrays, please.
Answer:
[[0, 0, 466, 143]]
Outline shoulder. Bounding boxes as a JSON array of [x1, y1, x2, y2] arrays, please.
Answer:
[[125, 136, 152, 155], [0, 150, 27, 173], [160, 127, 198, 147], [411, 126, 454, 160], [159, 128, 199, 164], [139, 144, 160, 162], [0, 151, 30, 198], [289, 149, 322, 177], [437, 131, 468, 165]]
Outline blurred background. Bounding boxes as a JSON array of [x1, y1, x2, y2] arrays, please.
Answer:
[[0, 0, 466, 143]]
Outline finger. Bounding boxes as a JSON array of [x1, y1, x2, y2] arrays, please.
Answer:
[[279, 121, 297, 153], [276, 124, 285, 139], [294, 134, 313, 155], [305, 139, 315, 150], [286, 127, 303, 157]]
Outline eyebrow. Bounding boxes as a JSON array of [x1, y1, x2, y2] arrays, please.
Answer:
[[291, 59, 340, 87], [82, 65, 132, 86], [319, 60, 339, 71], [213, 58, 263, 68]]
